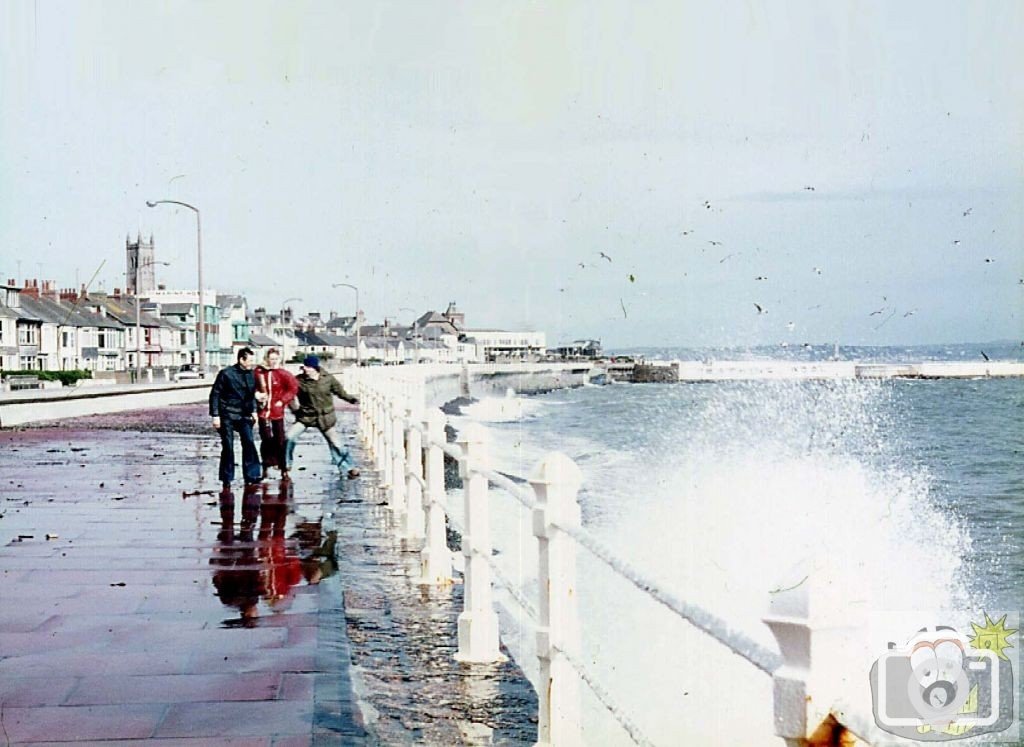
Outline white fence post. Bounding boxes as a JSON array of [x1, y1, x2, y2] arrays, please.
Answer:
[[389, 400, 407, 517], [419, 408, 451, 585], [530, 453, 584, 747], [454, 422, 503, 662], [403, 412, 425, 539], [762, 566, 852, 747]]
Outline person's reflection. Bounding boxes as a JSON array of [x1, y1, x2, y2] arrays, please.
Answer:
[[258, 478, 303, 611], [211, 484, 264, 627], [294, 517, 339, 585]]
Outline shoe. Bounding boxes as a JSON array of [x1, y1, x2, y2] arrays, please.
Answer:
[[347, 468, 360, 479]]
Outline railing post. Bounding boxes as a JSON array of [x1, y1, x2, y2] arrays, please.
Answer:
[[530, 453, 584, 747], [454, 423, 503, 662], [763, 565, 853, 747], [403, 411, 425, 539], [419, 408, 451, 585], [389, 401, 407, 517]]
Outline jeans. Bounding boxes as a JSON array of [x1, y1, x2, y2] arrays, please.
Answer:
[[218, 417, 262, 484], [258, 418, 287, 469], [285, 421, 352, 472]]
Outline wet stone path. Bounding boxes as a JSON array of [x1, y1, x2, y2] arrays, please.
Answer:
[[0, 403, 536, 745]]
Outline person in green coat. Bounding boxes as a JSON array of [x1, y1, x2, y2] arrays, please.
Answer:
[[284, 355, 360, 478]]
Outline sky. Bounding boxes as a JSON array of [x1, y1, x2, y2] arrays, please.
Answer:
[[1, 0, 1021, 348]]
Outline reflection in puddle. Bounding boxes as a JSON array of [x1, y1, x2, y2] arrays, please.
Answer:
[[210, 479, 338, 627]]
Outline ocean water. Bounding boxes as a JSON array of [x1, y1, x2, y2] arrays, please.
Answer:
[[448, 370, 1023, 745]]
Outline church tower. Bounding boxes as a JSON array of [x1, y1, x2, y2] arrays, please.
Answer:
[[126, 232, 156, 295]]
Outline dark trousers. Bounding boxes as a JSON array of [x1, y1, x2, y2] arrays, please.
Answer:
[[258, 418, 287, 469], [218, 417, 262, 484]]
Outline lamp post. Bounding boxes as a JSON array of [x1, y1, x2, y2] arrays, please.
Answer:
[[146, 199, 204, 373], [332, 282, 360, 365], [130, 259, 170, 377]]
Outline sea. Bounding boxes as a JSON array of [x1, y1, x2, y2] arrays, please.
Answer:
[[446, 343, 1023, 745]]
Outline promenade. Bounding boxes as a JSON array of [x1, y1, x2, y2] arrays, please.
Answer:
[[0, 404, 536, 745]]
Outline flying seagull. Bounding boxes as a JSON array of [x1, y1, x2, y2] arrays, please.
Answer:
[[599, 252, 612, 262], [952, 240, 961, 246], [754, 275, 768, 281], [578, 262, 586, 269], [903, 309, 917, 317], [812, 267, 822, 275], [984, 258, 995, 263], [754, 303, 767, 315], [619, 298, 628, 318], [708, 240, 723, 247], [980, 350, 990, 362], [803, 185, 815, 191], [719, 253, 738, 263], [963, 208, 972, 216]]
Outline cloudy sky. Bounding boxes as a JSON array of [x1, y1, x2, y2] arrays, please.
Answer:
[[1, 1, 1021, 348]]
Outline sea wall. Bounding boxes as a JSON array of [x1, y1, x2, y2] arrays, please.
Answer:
[[419, 363, 593, 408], [0, 382, 211, 428]]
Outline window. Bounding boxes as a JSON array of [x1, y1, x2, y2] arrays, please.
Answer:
[[19, 355, 33, 370], [62, 330, 76, 348], [18, 325, 39, 345]]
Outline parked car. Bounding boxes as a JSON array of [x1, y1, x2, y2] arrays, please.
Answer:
[[174, 364, 206, 381]]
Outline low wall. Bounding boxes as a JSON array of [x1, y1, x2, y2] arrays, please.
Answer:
[[419, 363, 593, 408], [0, 382, 211, 428]]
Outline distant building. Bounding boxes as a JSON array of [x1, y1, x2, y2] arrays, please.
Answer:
[[465, 329, 546, 362], [125, 232, 156, 295], [553, 339, 602, 359]]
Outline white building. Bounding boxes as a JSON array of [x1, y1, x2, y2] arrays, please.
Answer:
[[464, 329, 546, 362]]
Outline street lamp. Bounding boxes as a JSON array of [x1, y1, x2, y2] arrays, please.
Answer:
[[146, 199, 204, 373], [332, 282, 360, 365], [130, 259, 170, 378]]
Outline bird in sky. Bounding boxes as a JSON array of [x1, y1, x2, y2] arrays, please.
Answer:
[[786, 321, 795, 331], [719, 253, 738, 263], [628, 274, 636, 283], [754, 275, 768, 281], [803, 185, 815, 191], [708, 240, 723, 247], [903, 309, 917, 317], [599, 252, 612, 263], [703, 200, 712, 210], [980, 350, 990, 361], [754, 303, 767, 314], [952, 239, 961, 246], [963, 208, 972, 216], [681, 229, 694, 236], [812, 267, 822, 275], [619, 298, 628, 318], [578, 262, 586, 269], [869, 307, 886, 316], [984, 258, 995, 263]]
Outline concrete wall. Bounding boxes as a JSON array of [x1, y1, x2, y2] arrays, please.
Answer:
[[0, 382, 210, 427], [419, 363, 592, 408]]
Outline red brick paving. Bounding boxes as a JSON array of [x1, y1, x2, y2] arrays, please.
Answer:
[[0, 408, 366, 744]]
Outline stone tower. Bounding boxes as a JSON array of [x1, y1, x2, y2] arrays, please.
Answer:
[[126, 232, 156, 295]]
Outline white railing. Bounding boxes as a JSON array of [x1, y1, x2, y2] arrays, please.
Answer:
[[344, 365, 883, 746]]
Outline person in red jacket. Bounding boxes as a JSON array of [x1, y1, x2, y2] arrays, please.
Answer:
[[254, 348, 299, 477]]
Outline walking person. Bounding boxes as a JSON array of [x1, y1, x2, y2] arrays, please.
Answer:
[[285, 355, 360, 479], [254, 348, 299, 478], [210, 347, 262, 487]]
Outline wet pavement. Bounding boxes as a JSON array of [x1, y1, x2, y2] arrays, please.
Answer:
[[0, 404, 536, 745]]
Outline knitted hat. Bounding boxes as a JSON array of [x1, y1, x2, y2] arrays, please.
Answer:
[[302, 355, 321, 370]]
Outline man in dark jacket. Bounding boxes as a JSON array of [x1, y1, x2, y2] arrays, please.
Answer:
[[210, 347, 262, 487], [285, 355, 360, 478]]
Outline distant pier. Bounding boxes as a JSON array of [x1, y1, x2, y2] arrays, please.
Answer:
[[599, 359, 1024, 383]]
